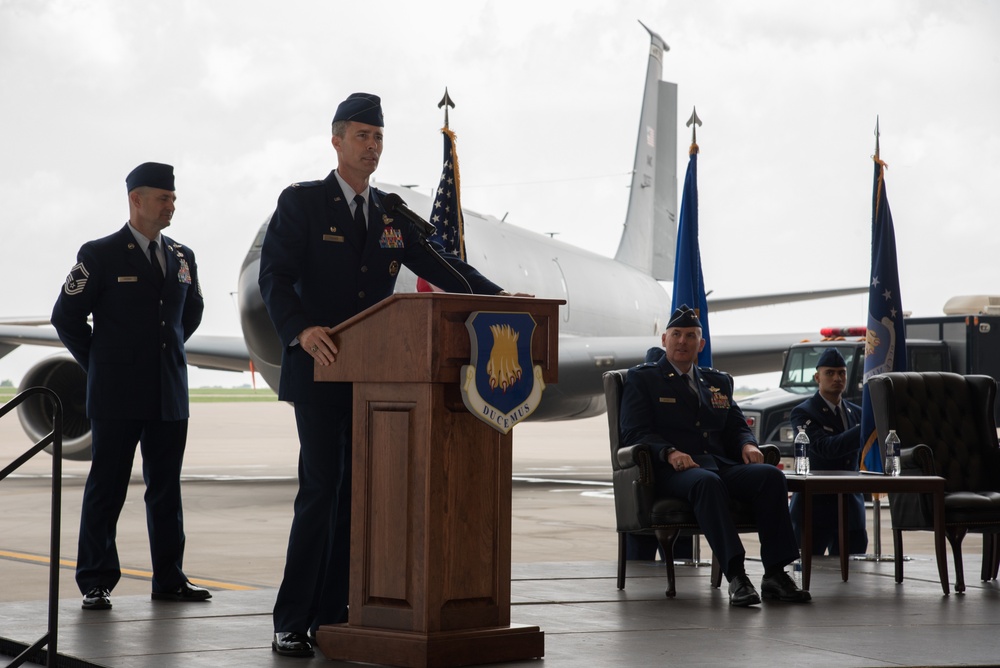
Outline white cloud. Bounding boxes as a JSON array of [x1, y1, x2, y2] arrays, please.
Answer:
[[1, 0, 999, 388]]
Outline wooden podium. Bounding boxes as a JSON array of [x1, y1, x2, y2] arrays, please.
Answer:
[[313, 293, 560, 667]]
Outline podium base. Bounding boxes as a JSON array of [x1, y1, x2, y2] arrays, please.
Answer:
[[315, 623, 544, 668]]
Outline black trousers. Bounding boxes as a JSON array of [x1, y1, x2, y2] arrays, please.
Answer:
[[655, 462, 800, 579], [272, 402, 353, 633], [76, 418, 188, 594]]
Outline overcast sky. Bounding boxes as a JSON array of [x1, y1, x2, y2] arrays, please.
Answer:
[[2, 0, 998, 388]]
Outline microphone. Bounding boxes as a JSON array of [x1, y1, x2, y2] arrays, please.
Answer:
[[382, 192, 472, 293], [382, 193, 437, 237]]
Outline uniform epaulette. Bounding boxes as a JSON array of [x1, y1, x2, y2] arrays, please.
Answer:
[[289, 180, 324, 189], [698, 367, 735, 383], [697, 365, 729, 374]]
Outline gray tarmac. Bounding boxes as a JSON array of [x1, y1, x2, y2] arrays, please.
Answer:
[[2, 402, 999, 667], [0, 402, 621, 600]]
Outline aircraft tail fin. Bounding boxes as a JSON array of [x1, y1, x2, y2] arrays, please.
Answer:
[[614, 23, 678, 281]]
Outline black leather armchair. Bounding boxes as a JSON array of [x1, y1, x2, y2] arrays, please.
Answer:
[[603, 369, 780, 597], [868, 371, 1000, 592]]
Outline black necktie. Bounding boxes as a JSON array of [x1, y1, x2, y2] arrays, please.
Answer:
[[684, 374, 699, 402], [149, 240, 164, 287], [353, 195, 367, 246]]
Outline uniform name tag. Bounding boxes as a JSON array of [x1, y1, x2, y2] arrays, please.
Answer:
[[659, 397, 677, 403], [323, 234, 345, 243], [117, 276, 138, 282]]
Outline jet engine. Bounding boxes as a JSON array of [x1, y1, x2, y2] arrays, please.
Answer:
[[17, 354, 92, 459]]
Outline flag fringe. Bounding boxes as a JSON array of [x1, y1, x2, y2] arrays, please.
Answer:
[[442, 126, 466, 260], [859, 431, 878, 472]]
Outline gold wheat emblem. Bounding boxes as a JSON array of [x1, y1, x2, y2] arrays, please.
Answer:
[[486, 324, 522, 392]]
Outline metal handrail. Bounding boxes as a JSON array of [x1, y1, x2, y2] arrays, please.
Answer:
[[1, 387, 63, 668]]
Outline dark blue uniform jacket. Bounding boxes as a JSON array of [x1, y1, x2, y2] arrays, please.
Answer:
[[51, 223, 204, 421], [789, 392, 862, 472], [620, 356, 756, 470], [258, 172, 502, 404]]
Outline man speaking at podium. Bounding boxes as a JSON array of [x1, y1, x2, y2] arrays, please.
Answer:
[[259, 92, 515, 657]]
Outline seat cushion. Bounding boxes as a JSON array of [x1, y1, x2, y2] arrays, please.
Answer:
[[945, 490, 1000, 510], [945, 491, 1000, 527]]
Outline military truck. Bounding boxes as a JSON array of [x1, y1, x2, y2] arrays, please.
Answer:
[[738, 296, 1000, 457]]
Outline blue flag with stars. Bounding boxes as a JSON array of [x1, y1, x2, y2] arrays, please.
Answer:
[[859, 148, 907, 472], [429, 127, 465, 260], [671, 145, 712, 366]]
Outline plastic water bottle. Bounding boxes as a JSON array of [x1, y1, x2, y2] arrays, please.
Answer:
[[793, 426, 810, 475], [884, 429, 901, 476]]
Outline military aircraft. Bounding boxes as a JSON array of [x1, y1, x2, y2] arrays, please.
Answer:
[[0, 23, 862, 458]]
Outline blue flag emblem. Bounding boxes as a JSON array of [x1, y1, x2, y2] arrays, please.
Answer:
[[671, 142, 712, 366], [860, 141, 907, 473], [461, 311, 545, 434]]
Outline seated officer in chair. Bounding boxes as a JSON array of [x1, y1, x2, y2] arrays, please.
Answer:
[[789, 348, 868, 555], [619, 306, 810, 606], [626, 345, 694, 562]]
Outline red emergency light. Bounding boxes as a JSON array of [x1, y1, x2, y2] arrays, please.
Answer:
[[819, 326, 866, 338]]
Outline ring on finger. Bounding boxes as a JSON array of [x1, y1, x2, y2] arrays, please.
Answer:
[[310, 345, 318, 353]]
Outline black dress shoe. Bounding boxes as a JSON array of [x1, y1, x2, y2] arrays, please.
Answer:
[[151, 581, 212, 602], [727, 574, 761, 607], [761, 571, 812, 603], [272, 632, 314, 658], [82, 587, 112, 610]]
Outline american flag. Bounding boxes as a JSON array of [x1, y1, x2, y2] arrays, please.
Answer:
[[428, 127, 465, 260]]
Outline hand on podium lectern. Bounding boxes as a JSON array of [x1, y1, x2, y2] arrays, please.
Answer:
[[299, 325, 338, 366]]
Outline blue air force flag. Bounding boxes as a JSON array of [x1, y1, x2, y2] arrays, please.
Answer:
[[860, 149, 907, 473], [461, 311, 545, 434], [671, 145, 712, 366]]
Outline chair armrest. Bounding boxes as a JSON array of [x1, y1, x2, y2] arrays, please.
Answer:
[[612, 443, 657, 531], [900, 443, 935, 476], [616, 443, 654, 485], [616, 443, 650, 467], [759, 443, 780, 466]]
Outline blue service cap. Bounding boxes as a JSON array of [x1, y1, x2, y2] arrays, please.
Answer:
[[667, 305, 702, 329], [126, 162, 174, 192], [332, 92, 384, 127], [816, 348, 847, 368]]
